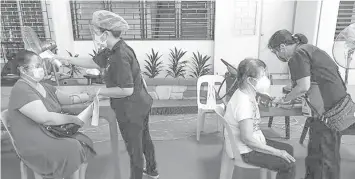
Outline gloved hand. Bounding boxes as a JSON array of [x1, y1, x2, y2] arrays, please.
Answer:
[[93, 48, 111, 68], [273, 96, 292, 106]]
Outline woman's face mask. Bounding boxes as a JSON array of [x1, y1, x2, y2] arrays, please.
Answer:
[[21, 66, 45, 82], [32, 67, 45, 81], [249, 76, 271, 94], [272, 46, 289, 62]]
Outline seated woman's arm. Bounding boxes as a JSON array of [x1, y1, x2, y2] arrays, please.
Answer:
[[55, 89, 91, 105], [239, 119, 282, 156], [19, 100, 84, 126]]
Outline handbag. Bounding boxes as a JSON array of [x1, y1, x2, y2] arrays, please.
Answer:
[[43, 123, 81, 138], [306, 92, 355, 132], [319, 94, 355, 132]]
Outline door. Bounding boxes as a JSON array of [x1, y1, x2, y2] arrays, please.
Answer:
[[258, 0, 296, 75]]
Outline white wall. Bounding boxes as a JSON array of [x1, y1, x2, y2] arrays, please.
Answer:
[[52, 0, 342, 81], [213, 0, 261, 75], [293, 0, 322, 45]]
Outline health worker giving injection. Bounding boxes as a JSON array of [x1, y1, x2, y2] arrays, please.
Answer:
[[54, 10, 159, 179]]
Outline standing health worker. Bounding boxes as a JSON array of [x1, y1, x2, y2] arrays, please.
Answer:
[[55, 10, 159, 179], [267, 29, 355, 179]]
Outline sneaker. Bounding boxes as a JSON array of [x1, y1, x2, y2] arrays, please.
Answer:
[[143, 169, 159, 179]]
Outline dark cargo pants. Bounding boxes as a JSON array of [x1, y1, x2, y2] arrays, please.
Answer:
[[115, 112, 157, 179], [305, 119, 355, 179]]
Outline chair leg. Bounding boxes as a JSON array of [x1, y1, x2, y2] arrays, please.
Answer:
[[69, 169, 80, 179], [79, 163, 88, 179], [260, 168, 268, 179], [269, 170, 277, 179], [196, 109, 206, 141], [216, 115, 220, 132], [20, 161, 28, 179], [33, 172, 43, 179], [219, 149, 234, 179], [268, 117, 273, 128]]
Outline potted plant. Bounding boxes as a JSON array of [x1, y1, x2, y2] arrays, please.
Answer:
[[188, 51, 212, 78], [143, 49, 164, 78], [65, 50, 82, 78], [166, 47, 187, 78]]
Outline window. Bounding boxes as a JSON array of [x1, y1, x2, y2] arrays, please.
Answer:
[[70, 0, 215, 40], [335, 1, 355, 40], [1, 0, 54, 58], [180, 1, 214, 39]]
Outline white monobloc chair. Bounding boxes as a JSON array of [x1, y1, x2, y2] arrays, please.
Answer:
[[214, 106, 276, 179], [1, 110, 81, 179], [196, 75, 226, 141]]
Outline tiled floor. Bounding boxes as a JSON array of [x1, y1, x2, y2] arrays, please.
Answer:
[[2, 115, 355, 179]]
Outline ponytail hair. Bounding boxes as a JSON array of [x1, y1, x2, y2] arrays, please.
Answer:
[[268, 29, 308, 50], [292, 33, 308, 44]]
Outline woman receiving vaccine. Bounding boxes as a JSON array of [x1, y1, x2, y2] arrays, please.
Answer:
[[224, 58, 296, 179]]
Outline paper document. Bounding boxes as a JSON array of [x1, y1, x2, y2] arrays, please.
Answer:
[[91, 89, 100, 126], [77, 89, 100, 126], [141, 74, 147, 90], [77, 102, 94, 124]]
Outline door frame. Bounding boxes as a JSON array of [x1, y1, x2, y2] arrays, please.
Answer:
[[257, 0, 297, 78]]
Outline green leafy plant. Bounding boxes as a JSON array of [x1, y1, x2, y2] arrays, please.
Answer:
[[166, 47, 187, 78], [189, 52, 212, 78], [64, 50, 82, 78], [143, 49, 164, 78]]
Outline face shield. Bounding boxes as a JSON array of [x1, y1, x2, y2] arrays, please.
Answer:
[[91, 10, 130, 52], [90, 24, 108, 52]]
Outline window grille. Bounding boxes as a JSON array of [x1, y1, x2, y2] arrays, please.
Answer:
[[1, 0, 54, 59], [70, 0, 215, 40], [335, 1, 355, 40]]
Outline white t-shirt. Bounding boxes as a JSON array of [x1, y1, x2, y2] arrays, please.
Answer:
[[223, 89, 266, 154]]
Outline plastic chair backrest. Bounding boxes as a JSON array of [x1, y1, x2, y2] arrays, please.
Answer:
[[197, 75, 226, 110], [214, 105, 243, 161], [1, 110, 22, 157]]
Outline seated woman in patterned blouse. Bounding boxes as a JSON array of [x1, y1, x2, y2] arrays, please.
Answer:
[[7, 50, 96, 179]]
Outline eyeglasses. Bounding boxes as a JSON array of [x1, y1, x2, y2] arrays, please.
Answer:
[[270, 48, 280, 55], [23, 63, 45, 70], [271, 48, 284, 59]]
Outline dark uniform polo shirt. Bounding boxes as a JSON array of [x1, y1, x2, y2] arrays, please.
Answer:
[[94, 40, 153, 124], [288, 44, 347, 111]]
